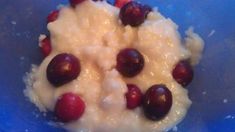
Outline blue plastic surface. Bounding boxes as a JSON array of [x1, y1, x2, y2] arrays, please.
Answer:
[[0, 0, 235, 132]]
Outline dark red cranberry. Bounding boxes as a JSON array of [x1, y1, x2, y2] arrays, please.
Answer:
[[116, 48, 144, 77], [172, 60, 194, 87], [69, 0, 86, 7], [55, 93, 85, 122], [125, 84, 143, 109], [40, 36, 51, 57], [143, 84, 172, 120], [114, 0, 131, 8], [47, 53, 81, 87], [47, 10, 59, 23], [143, 5, 152, 18], [119, 1, 146, 27]]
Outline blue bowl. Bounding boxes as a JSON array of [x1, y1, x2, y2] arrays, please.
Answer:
[[1, 0, 235, 132]]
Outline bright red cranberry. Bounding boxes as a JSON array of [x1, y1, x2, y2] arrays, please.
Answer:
[[143, 84, 172, 120], [172, 60, 194, 87], [116, 48, 144, 77], [55, 93, 85, 122], [69, 0, 86, 7], [47, 53, 81, 87], [125, 84, 143, 109], [47, 10, 59, 23], [119, 1, 146, 27], [40, 36, 51, 57], [143, 5, 152, 18], [114, 0, 132, 8]]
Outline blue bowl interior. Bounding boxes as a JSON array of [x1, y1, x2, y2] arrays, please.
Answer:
[[1, 0, 235, 132]]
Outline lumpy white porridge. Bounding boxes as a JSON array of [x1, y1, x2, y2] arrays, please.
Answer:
[[24, 0, 204, 132]]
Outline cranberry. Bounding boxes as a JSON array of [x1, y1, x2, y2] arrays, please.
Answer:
[[119, 1, 146, 27], [143, 84, 172, 120], [69, 0, 86, 7], [116, 48, 144, 77], [125, 84, 143, 109], [172, 60, 194, 87], [114, 0, 132, 8], [143, 5, 152, 18], [55, 93, 85, 122], [40, 36, 51, 57], [47, 10, 59, 23], [47, 53, 81, 87]]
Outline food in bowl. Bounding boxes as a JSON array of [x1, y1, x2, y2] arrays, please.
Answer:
[[24, 0, 204, 131]]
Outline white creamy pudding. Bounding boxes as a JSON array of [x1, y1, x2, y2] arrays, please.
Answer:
[[24, 0, 204, 132]]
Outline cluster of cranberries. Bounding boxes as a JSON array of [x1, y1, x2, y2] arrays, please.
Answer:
[[40, 0, 194, 123], [119, 49, 170, 120], [119, 49, 193, 121], [125, 83, 172, 120]]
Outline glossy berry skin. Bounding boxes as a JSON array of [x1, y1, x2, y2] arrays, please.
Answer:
[[69, 0, 86, 7], [125, 84, 143, 109], [119, 1, 146, 27], [47, 10, 59, 23], [116, 48, 144, 77], [143, 84, 172, 121], [40, 36, 51, 57], [172, 60, 194, 87], [47, 53, 81, 87], [55, 93, 85, 122], [114, 0, 131, 8]]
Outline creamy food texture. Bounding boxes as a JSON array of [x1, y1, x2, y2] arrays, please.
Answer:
[[24, 1, 204, 132]]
